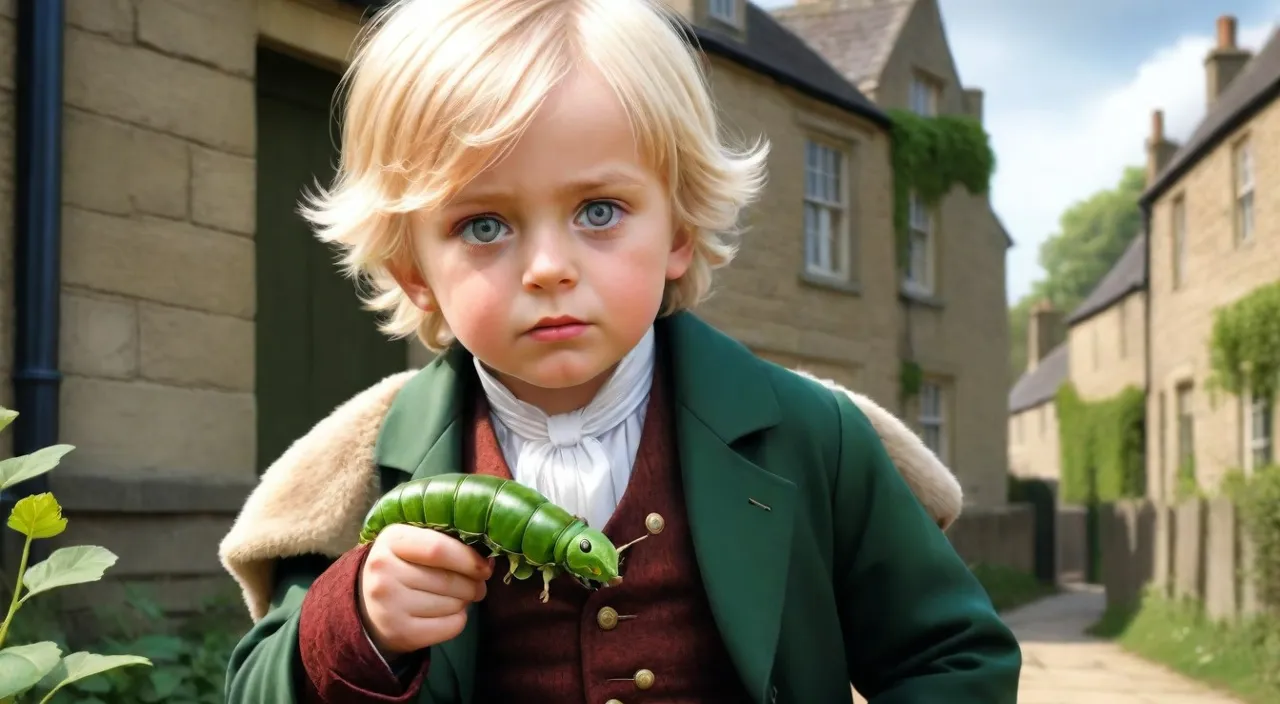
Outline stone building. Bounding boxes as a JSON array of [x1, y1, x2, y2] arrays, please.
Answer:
[[1006, 236, 1147, 484], [772, 0, 1014, 505], [1143, 15, 1280, 499]]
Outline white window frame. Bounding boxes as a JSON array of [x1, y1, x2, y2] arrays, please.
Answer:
[[919, 381, 946, 461], [803, 138, 850, 280], [1246, 389, 1274, 473], [708, 0, 737, 24], [1234, 137, 1254, 244], [1172, 195, 1186, 289], [903, 191, 934, 294], [909, 73, 939, 116]]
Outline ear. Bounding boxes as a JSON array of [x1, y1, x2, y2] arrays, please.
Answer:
[[387, 259, 435, 312], [665, 226, 696, 281]]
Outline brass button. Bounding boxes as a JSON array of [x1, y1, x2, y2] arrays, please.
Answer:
[[605, 700, 624, 704], [645, 512, 665, 534], [596, 606, 619, 630], [634, 668, 655, 690]]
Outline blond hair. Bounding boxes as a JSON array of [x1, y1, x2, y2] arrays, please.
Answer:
[[301, 0, 769, 351]]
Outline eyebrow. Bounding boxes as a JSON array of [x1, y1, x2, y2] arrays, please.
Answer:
[[448, 165, 650, 207]]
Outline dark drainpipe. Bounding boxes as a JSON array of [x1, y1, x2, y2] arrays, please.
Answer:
[[4, 0, 65, 547]]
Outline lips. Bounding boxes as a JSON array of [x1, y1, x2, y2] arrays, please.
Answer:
[[531, 315, 585, 330], [526, 316, 590, 342]]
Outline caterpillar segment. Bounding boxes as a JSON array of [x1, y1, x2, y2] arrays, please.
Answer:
[[359, 473, 629, 603]]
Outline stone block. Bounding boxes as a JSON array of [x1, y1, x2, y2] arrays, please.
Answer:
[[61, 292, 138, 379], [55, 574, 247, 622], [67, 0, 134, 43], [64, 109, 189, 219], [137, 0, 256, 76], [139, 303, 253, 391], [1173, 498, 1205, 601], [0, 91, 12, 192], [64, 28, 254, 155], [63, 208, 255, 318], [0, 17, 12, 90], [1203, 496, 1239, 620], [47, 513, 234, 578], [192, 146, 255, 235], [945, 503, 1035, 573], [59, 376, 255, 479]]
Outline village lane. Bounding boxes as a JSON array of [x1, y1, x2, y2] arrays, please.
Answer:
[[1004, 583, 1245, 704]]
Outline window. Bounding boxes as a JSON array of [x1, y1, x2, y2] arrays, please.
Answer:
[[1248, 391, 1273, 471], [1172, 195, 1186, 289], [1176, 383, 1195, 481], [708, 0, 736, 23], [804, 139, 848, 279], [904, 191, 933, 293], [919, 381, 945, 460], [1234, 137, 1254, 244], [909, 73, 939, 116]]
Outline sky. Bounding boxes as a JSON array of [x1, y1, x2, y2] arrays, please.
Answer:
[[754, 0, 1280, 304]]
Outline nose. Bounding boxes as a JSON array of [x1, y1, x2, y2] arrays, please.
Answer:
[[522, 227, 578, 291]]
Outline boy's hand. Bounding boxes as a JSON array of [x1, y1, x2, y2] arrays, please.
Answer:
[[357, 523, 494, 658]]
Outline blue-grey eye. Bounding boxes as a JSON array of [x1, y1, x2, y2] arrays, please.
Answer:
[[460, 216, 508, 244], [576, 201, 621, 229]]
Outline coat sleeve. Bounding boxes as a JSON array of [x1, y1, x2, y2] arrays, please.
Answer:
[[223, 550, 430, 702], [828, 392, 1023, 702]]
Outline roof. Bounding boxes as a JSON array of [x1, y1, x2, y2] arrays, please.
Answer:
[[1143, 27, 1280, 206], [1064, 232, 1147, 325], [770, 0, 914, 92], [1008, 342, 1068, 414], [339, 0, 891, 129]]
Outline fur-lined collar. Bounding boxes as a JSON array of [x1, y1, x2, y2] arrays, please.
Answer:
[[219, 368, 963, 622]]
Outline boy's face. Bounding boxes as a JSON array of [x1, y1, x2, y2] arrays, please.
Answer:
[[396, 64, 694, 413]]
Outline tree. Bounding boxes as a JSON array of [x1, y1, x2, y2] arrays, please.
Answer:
[[1008, 166, 1146, 381]]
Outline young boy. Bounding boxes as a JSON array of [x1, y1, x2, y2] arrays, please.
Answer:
[[219, 0, 1022, 701]]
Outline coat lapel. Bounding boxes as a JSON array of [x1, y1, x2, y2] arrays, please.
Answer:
[[663, 312, 796, 704], [374, 344, 480, 704]]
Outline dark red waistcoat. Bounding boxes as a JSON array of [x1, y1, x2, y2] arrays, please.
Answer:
[[465, 366, 754, 703]]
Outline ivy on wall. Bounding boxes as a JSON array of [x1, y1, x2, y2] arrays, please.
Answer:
[[1055, 382, 1147, 504], [1207, 280, 1280, 402], [1207, 281, 1280, 613], [886, 108, 996, 270]]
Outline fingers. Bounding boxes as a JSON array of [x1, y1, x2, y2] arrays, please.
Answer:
[[382, 524, 494, 581]]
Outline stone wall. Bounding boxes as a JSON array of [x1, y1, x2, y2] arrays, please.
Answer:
[[1008, 401, 1061, 482], [1100, 496, 1262, 621], [946, 502, 1035, 575], [699, 57, 899, 407], [1067, 291, 1146, 402]]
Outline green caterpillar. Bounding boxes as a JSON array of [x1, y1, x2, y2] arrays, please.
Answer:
[[359, 473, 631, 603]]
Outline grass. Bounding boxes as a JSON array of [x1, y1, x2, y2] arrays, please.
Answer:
[[1088, 589, 1280, 704], [967, 563, 1057, 613]]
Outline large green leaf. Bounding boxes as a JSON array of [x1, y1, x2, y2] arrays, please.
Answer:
[[23, 546, 118, 599], [0, 642, 62, 699], [0, 408, 16, 434], [6, 493, 67, 539], [0, 444, 75, 491], [37, 652, 152, 701]]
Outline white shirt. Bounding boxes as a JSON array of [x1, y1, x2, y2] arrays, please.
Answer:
[[473, 326, 655, 530]]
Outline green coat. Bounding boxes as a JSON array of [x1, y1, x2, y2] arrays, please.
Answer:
[[222, 312, 1021, 703]]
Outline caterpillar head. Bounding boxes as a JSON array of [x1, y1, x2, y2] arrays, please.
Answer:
[[564, 527, 622, 589]]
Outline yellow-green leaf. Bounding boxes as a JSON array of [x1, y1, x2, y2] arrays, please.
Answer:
[[6, 493, 67, 539], [0, 642, 62, 698], [0, 444, 75, 491], [23, 546, 118, 599], [36, 652, 151, 701], [0, 408, 16, 434]]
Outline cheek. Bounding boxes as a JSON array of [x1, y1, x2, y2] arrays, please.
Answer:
[[418, 247, 509, 343]]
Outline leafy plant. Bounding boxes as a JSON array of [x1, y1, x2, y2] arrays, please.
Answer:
[[0, 407, 151, 703]]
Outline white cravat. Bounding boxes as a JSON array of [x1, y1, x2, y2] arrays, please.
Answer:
[[474, 327, 655, 530]]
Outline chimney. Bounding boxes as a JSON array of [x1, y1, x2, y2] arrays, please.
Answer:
[[1205, 15, 1252, 106], [1026, 300, 1063, 372], [1146, 109, 1179, 186], [963, 88, 984, 124]]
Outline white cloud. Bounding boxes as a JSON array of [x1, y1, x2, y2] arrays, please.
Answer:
[[995, 19, 1276, 302]]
